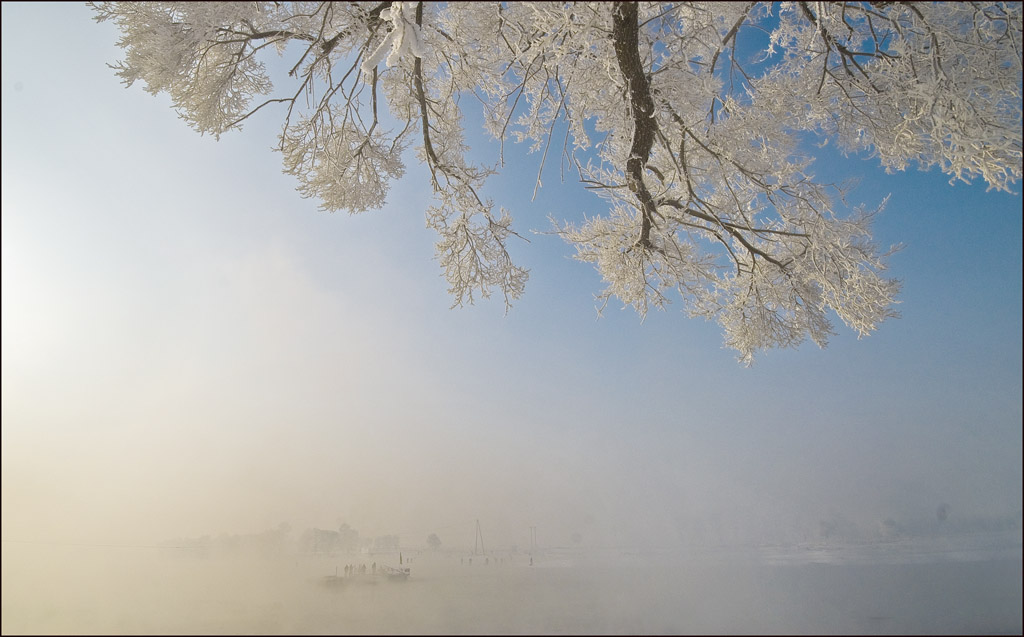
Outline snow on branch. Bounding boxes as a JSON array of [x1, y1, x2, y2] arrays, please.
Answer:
[[92, 1, 1021, 363]]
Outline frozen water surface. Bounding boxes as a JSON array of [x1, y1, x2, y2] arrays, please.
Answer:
[[3, 534, 1020, 634]]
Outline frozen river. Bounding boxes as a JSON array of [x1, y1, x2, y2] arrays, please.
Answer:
[[3, 536, 1021, 634]]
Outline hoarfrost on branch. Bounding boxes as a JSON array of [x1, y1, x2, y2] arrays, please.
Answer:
[[91, 1, 1022, 363]]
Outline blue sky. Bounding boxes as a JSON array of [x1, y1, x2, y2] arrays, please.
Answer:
[[2, 3, 1021, 551]]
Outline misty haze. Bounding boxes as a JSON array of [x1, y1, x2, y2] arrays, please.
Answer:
[[2, 2, 1022, 635], [2, 519, 1022, 634]]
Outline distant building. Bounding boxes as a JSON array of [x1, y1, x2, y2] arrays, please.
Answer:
[[300, 528, 341, 554], [374, 535, 400, 551], [338, 523, 360, 551]]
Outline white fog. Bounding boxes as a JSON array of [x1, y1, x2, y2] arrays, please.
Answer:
[[2, 2, 1021, 634], [3, 528, 1021, 634]]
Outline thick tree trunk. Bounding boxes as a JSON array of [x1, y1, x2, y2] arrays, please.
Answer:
[[611, 2, 659, 250]]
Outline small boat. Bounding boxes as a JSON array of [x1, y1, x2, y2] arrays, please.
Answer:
[[381, 565, 411, 581]]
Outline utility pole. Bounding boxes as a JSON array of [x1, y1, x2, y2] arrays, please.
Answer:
[[529, 525, 537, 552], [474, 519, 485, 555]]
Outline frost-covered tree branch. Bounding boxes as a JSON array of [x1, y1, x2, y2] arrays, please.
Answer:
[[91, 1, 1022, 363]]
